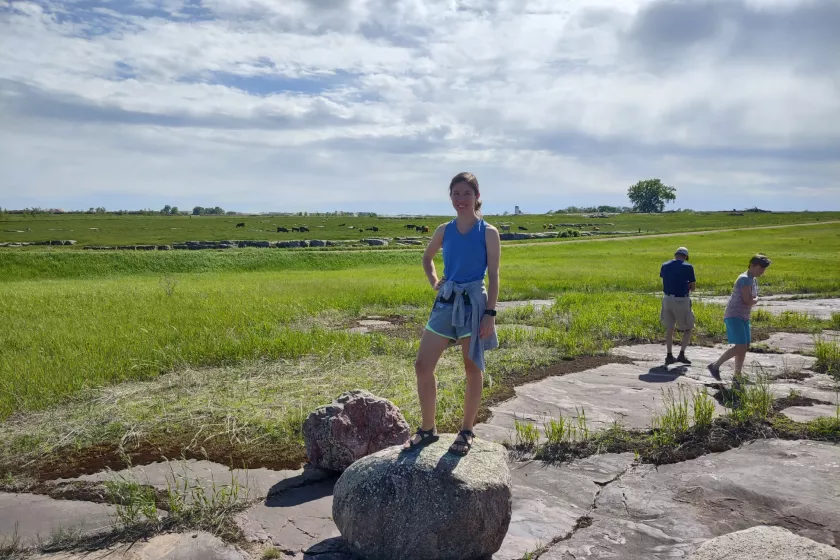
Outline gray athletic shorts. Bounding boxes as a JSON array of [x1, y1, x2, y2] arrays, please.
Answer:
[[425, 300, 472, 341]]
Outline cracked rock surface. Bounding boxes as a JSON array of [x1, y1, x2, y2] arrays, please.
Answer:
[[474, 342, 838, 443], [541, 439, 840, 559], [32, 531, 249, 559], [235, 474, 341, 558]]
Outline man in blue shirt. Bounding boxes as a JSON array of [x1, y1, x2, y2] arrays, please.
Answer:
[[660, 246, 696, 365]]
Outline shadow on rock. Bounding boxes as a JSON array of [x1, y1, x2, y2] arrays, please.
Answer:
[[304, 536, 360, 560], [638, 365, 688, 383], [266, 474, 338, 508]]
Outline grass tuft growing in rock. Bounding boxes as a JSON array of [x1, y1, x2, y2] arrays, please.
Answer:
[[508, 379, 840, 467], [814, 339, 840, 380]]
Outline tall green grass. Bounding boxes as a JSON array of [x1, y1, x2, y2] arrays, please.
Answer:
[[1, 224, 838, 418], [4, 223, 840, 293]]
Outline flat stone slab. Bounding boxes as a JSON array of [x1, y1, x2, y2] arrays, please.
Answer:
[[496, 300, 555, 312], [57, 460, 328, 503], [475, 342, 836, 444], [0, 492, 117, 542], [235, 476, 340, 556], [612, 343, 838, 403], [543, 439, 840, 559], [494, 453, 635, 560], [611, 343, 818, 375], [356, 320, 393, 328], [781, 404, 839, 423], [688, 525, 840, 560], [700, 296, 840, 320], [32, 531, 249, 559], [474, 359, 726, 441], [762, 331, 840, 354]]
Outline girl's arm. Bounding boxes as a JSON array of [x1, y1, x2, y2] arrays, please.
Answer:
[[485, 225, 501, 310], [423, 224, 446, 290]]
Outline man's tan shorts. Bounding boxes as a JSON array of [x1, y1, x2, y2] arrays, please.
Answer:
[[661, 296, 695, 331]]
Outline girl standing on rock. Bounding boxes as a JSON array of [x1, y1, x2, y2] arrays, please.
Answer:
[[403, 172, 501, 456]]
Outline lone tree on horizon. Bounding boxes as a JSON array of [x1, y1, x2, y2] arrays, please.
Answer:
[[627, 179, 676, 213]]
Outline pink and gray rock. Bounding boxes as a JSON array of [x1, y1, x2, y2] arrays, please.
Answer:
[[303, 389, 410, 472]]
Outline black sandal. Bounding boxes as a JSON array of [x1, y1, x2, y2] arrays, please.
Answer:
[[404, 427, 439, 451], [449, 430, 475, 456]]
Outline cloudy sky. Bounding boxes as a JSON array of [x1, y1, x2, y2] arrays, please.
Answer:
[[1, 0, 839, 214]]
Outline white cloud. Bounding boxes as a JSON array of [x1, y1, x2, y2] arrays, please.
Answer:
[[0, 0, 839, 213]]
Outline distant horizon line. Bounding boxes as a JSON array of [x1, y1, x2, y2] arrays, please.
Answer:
[[3, 207, 838, 217]]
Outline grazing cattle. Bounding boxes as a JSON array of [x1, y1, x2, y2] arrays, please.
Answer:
[[421, 226, 430, 233], [500, 225, 510, 232], [300, 226, 310, 232], [518, 226, 528, 231], [405, 224, 416, 229], [277, 227, 289, 233], [369, 226, 379, 232], [292, 227, 301, 232], [593, 227, 600, 231], [348, 225, 355, 229], [338, 223, 346, 227], [236, 223, 245, 228]]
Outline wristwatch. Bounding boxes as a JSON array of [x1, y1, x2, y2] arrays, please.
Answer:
[[484, 309, 497, 317]]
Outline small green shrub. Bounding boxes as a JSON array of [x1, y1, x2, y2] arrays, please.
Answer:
[[651, 387, 689, 446], [730, 372, 774, 422], [814, 339, 840, 380], [514, 418, 539, 449], [543, 416, 568, 445], [262, 547, 283, 559], [692, 390, 715, 432]]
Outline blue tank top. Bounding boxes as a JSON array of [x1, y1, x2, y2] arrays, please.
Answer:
[[442, 218, 488, 283]]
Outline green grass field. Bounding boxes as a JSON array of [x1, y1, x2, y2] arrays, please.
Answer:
[[2, 210, 839, 247], [1, 222, 838, 478]]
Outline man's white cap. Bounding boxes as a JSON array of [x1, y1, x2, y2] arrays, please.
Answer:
[[675, 246, 689, 259]]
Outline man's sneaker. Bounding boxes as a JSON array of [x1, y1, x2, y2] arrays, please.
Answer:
[[707, 363, 721, 381], [676, 353, 692, 365], [665, 354, 676, 365]]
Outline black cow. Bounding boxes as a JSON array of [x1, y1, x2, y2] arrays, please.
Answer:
[[405, 224, 416, 229], [277, 227, 289, 233], [236, 223, 245, 228], [338, 223, 346, 227], [518, 226, 528, 231], [369, 226, 379, 232], [300, 226, 309, 232]]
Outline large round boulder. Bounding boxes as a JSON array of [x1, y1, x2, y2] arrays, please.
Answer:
[[303, 389, 410, 472], [332, 436, 512, 560], [690, 526, 840, 560]]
